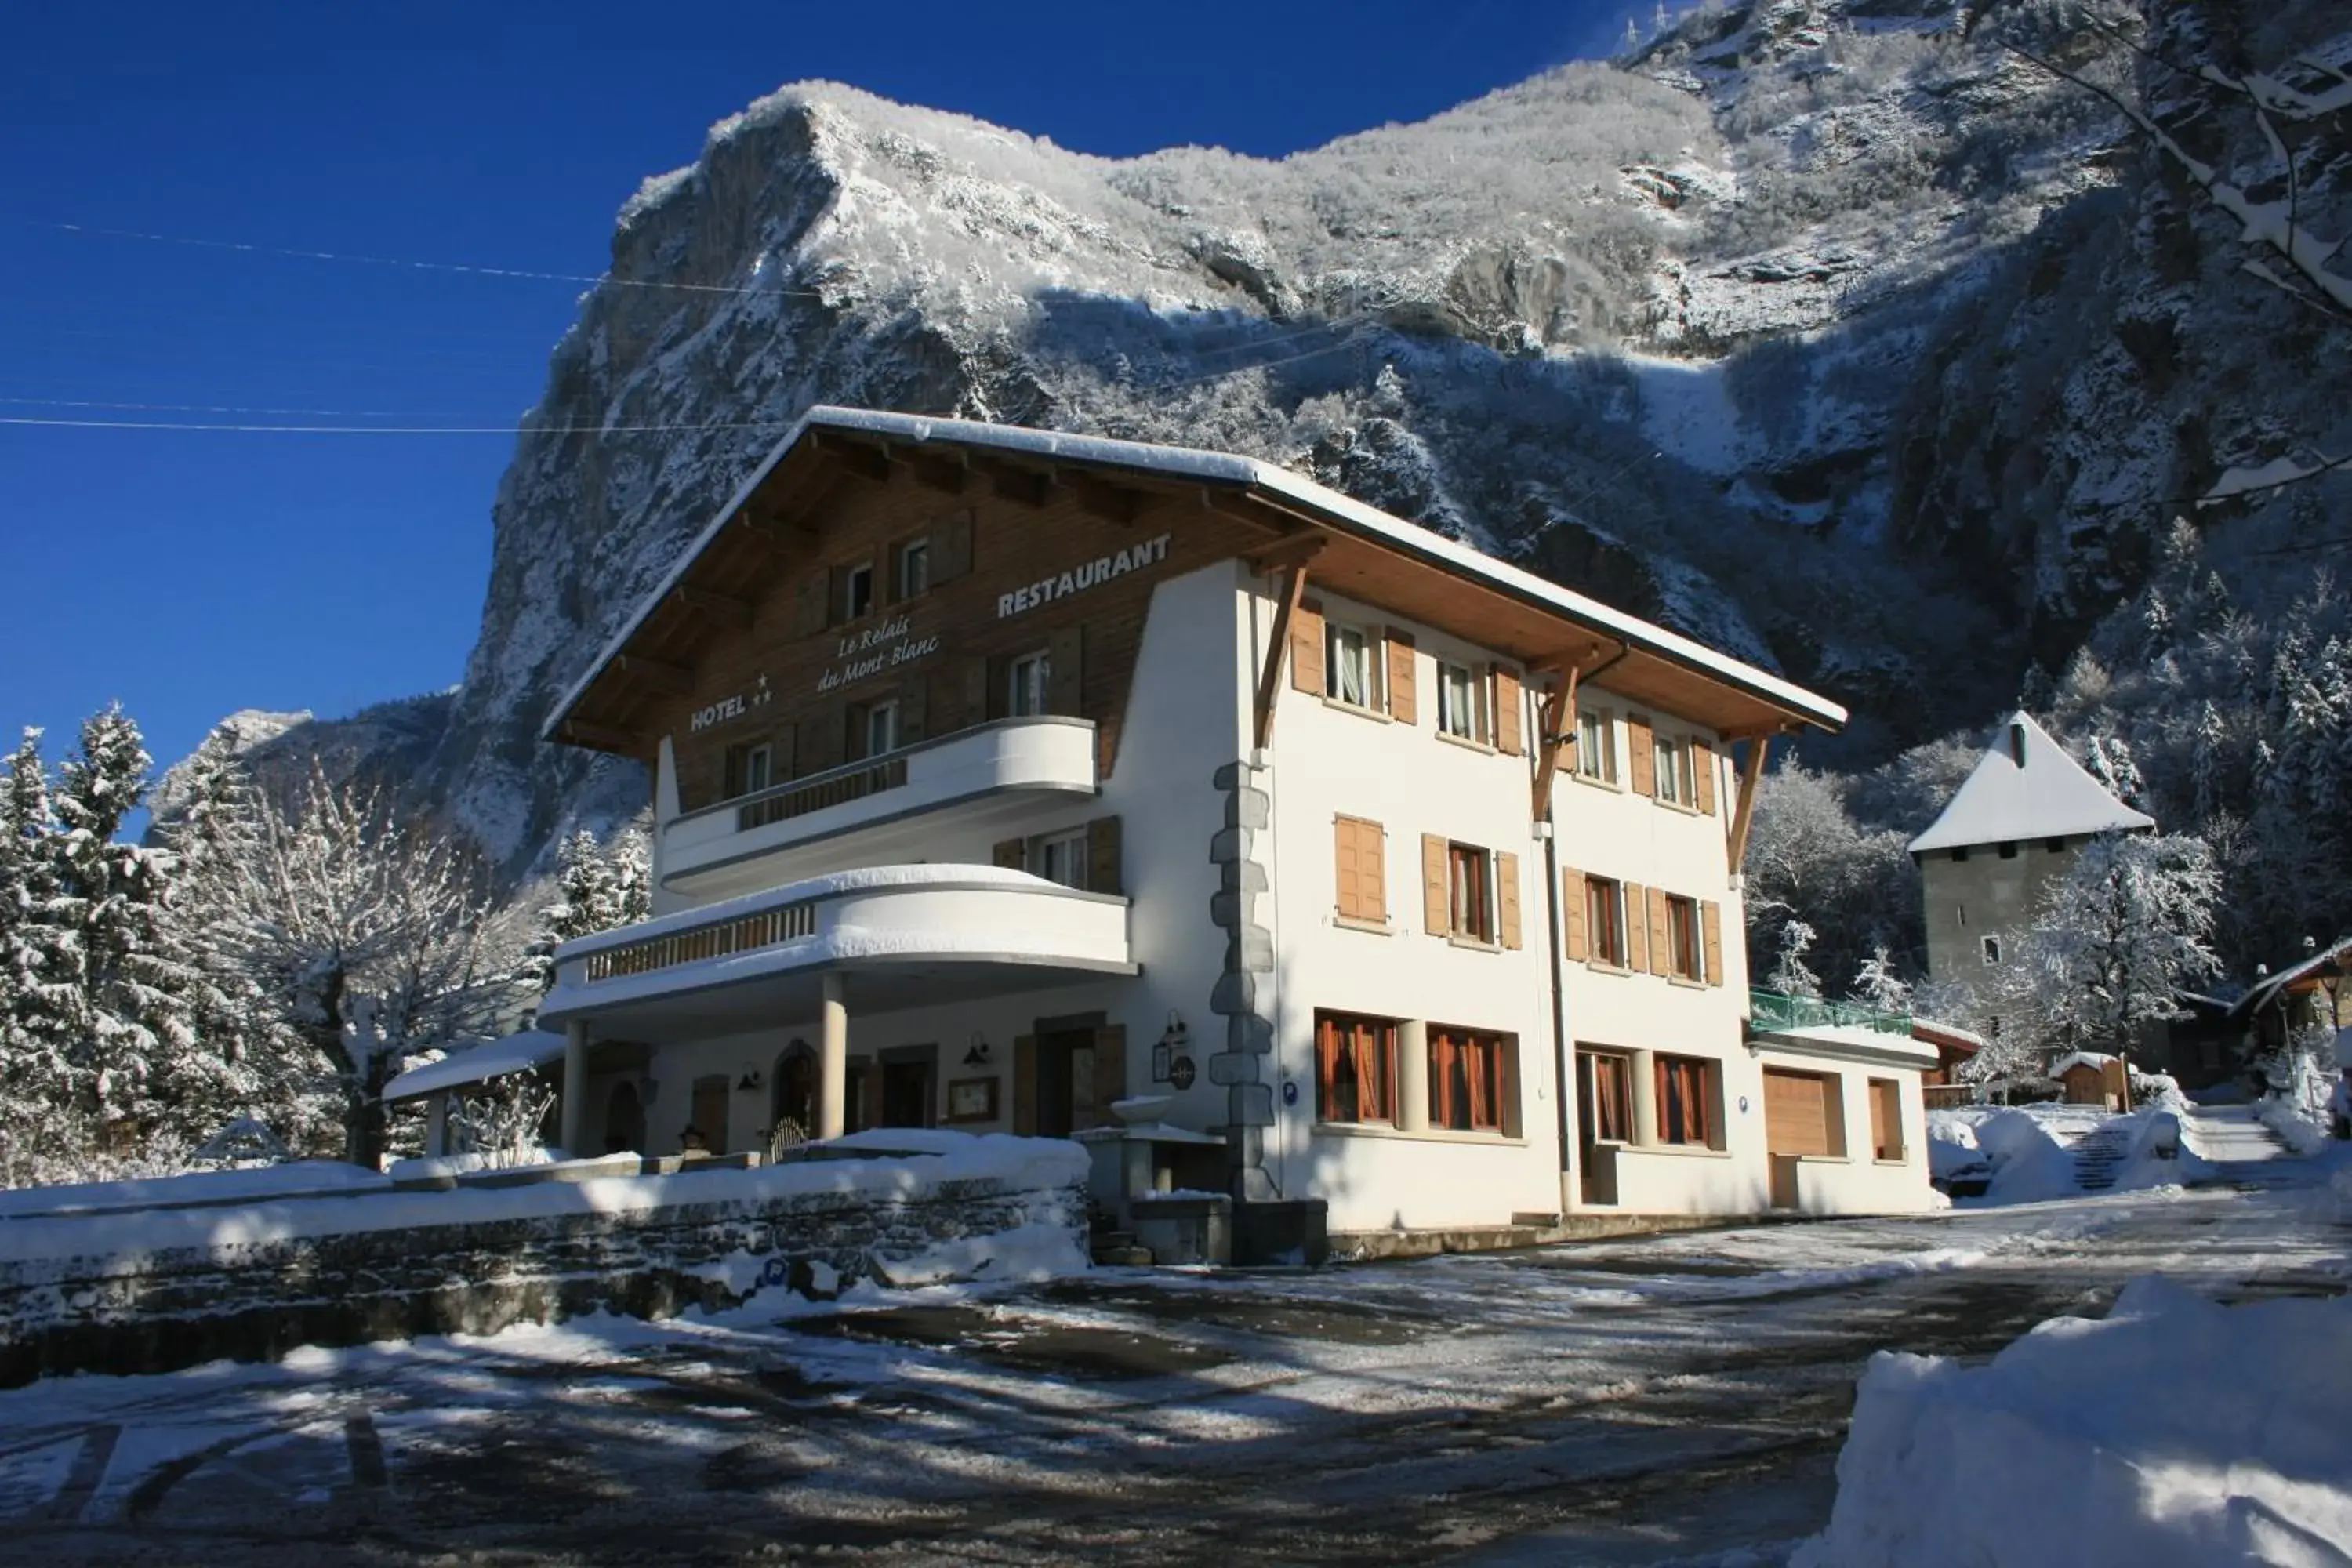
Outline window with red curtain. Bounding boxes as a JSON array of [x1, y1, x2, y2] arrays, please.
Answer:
[[1655, 1054, 1716, 1147], [1430, 1026, 1512, 1132], [1315, 1011, 1396, 1123], [1584, 1050, 1632, 1142]]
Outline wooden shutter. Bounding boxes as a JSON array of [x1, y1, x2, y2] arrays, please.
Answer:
[[1385, 631, 1417, 723], [961, 657, 989, 728], [1421, 833, 1450, 936], [1335, 816, 1385, 921], [1764, 1069, 1832, 1157], [1086, 815, 1123, 896], [1693, 739, 1717, 815], [1647, 885, 1671, 976], [1627, 713, 1656, 797], [1012, 1036, 1038, 1136], [1701, 900, 1724, 987], [1562, 867, 1589, 961], [899, 677, 928, 745], [1290, 599, 1325, 695], [792, 569, 830, 637], [993, 837, 1027, 870], [1494, 667, 1523, 756], [1048, 626, 1084, 715], [803, 712, 844, 775], [1624, 882, 1649, 972], [1090, 1025, 1127, 1129], [1497, 851, 1523, 949], [930, 509, 974, 583]]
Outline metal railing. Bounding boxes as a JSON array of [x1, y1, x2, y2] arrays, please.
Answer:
[[1748, 989, 1913, 1037], [736, 754, 909, 833], [583, 900, 817, 983]]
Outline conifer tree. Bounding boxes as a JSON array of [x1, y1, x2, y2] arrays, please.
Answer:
[[0, 729, 71, 1150]]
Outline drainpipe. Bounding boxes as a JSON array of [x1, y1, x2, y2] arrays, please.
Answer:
[[1541, 642, 1628, 1210]]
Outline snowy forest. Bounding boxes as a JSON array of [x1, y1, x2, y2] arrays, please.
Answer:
[[0, 707, 649, 1188]]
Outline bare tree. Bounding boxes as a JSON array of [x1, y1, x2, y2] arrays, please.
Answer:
[[191, 765, 528, 1167]]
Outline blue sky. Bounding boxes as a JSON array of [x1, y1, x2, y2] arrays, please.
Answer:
[[2, 0, 1626, 788]]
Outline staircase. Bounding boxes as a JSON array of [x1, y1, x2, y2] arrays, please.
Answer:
[[2182, 1103, 2305, 1189], [2069, 1123, 2135, 1193]]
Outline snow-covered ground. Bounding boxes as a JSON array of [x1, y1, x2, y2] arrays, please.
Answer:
[[0, 1173, 2344, 1565]]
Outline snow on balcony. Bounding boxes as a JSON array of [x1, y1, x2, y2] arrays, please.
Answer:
[[538, 863, 1132, 1031], [660, 717, 1098, 900]]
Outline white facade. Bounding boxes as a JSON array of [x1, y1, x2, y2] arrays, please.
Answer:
[[531, 412, 1932, 1240]]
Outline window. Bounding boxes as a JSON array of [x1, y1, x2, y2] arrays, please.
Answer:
[[1664, 894, 1703, 982], [1325, 622, 1380, 710], [1315, 1011, 1396, 1123], [1585, 874, 1627, 967], [1575, 709, 1615, 783], [1008, 650, 1051, 718], [1032, 829, 1088, 891], [895, 538, 930, 601], [1951, 846, 1969, 862], [1438, 662, 1486, 743], [1334, 816, 1387, 924], [1655, 1054, 1718, 1148], [843, 562, 875, 622], [1981, 935, 2002, 965], [1653, 735, 1687, 806], [1430, 1026, 1512, 1133], [724, 741, 773, 799], [2044, 836, 2067, 853], [1868, 1078, 1904, 1161], [1997, 840, 2019, 859], [853, 699, 898, 760], [1583, 1050, 1633, 1143], [1448, 842, 1494, 944]]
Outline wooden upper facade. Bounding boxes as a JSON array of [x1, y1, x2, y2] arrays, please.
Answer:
[[543, 408, 1846, 801]]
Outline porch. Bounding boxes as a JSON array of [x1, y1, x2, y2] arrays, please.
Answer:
[[537, 863, 1134, 1155]]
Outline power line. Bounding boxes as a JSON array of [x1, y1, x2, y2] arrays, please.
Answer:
[[0, 396, 531, 419], [0, 415, 808, 435]]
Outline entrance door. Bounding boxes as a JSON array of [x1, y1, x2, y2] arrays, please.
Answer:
[[690, 1075, 731, 1155], [880, 1059, 935, 1127], [1020, 1025, 1125, 1137], [772, 1047, 817, 1144]]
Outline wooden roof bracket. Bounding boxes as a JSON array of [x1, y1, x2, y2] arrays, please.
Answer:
[[1253, 557, 1316, 753], [1529, 640, 1619, 821], [560, 719, 647, 754], [615, 654, 695, 696], [1725, 727, 1788, 876]]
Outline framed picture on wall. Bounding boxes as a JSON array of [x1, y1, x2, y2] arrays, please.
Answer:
[[944, 1076, 999, 1124]]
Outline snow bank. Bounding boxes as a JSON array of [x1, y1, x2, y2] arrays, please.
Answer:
[[0, 1160, 390, 1221], [0, 1133, 1090, 1267], [1942, 1104, 2212, 1206], [1796, 1277, 2352, 1567]]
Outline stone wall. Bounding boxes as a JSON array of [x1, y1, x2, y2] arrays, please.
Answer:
[[0, 1161, 1085, 1388]]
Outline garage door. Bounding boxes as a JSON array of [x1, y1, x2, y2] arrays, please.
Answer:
[[1763, 1069, 1835, 1157]]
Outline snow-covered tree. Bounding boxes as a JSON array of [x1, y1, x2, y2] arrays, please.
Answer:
[[446, 1074, 557, 1168], [43, 705, 198, 1137], [2016, 831, 2223, 1059], [1851, 944, 1913, 1014], [0, 728, 71, 1154], [1768, 920, 1822, 999], [1743, 763, 1918, 993], [185, 764, 530, 1167], [523, 816, 652, 991]]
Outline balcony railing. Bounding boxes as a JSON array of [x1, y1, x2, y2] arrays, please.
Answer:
[[583, 900, 816, 983], [1748, 989, 1913, 1037], [737, 755, 909, 833]]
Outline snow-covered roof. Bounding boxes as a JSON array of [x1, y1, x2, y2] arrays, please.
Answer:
[[1907, 711, 2154, 855], [2234, 935, 2352, 1019], [383, 1031, 568, 1102], [1911, 1016, 1986, 1053], [543, 407, 1847, 742], [1751, 1022, 1940, 1068], [2048, 1051, 2120, 1077]]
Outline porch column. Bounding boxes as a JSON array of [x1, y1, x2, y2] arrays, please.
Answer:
[[425, 1092, 450, 1159], [1628, 1047, 1657, 1148], [1396, 1019, 1431, 1132], [561, 1018, 590, 1156], [818, 971, 848, 1141]]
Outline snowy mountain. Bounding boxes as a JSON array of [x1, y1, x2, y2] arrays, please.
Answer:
[[220, 0, 2352, 887]]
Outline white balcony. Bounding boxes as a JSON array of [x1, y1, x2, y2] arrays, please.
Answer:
[[538, 863, 1133, 1034], [660, 717, 1098, 902]]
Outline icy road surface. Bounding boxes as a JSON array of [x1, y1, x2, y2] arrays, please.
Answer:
[[0, 1185, 2342, 1566]]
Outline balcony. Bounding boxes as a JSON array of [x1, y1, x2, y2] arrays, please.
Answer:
[[538, 863, 1134, 1033], [661, 717, 1098, 901]]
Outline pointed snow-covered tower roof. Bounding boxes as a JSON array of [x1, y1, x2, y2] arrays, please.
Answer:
[[1908, 712, 2154, 855]]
